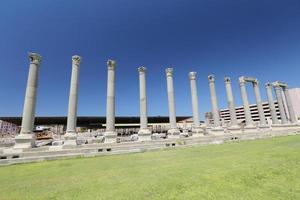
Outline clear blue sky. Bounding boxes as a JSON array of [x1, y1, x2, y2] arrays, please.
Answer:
[[0, 0, 299, 119]]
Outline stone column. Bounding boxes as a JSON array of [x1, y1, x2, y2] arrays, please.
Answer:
[[282, 87, 297, 123], [265, 83, 279, 124], [65, 55, 81, 145], [239, 77, 254, 128], [15, 52, 41, 148], [265, 83, 279, 125], [253, 81, 267, 126], [273, 84, 288, 124], [189, 72, 203, 134], [166, 68, 180, 137], [208, 75, 221, 128], [105, 60, 117, 143], [224, 77, 238, 128], [138, 66, 151, 140]]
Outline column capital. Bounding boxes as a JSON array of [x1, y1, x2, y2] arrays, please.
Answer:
[[253, 80, 259, 86], [272, 82, 281, 89], [166, 68, 173, 77], [273, 81, 288, 88], [224, 76, 231, 83], [107, 59, 116, 70], [72, 55, 81, 65], [189, 72, 197, 80], [239, 76, 246, 85], [28, 52, 41, 64], [138, 66, 146, 73], [208, 74, 215, 82], [265, 82, 272, 88]]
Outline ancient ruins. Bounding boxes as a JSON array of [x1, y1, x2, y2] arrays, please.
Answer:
[[0, 52, 299, 165]]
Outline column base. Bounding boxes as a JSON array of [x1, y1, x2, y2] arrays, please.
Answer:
[[104, 131, 117, 143], [63, 132, 77, 146], [14, 133, 36, 149], [64, 132, 77, 140], [138, 129, 152, 141], [167, 128, 180, 138]]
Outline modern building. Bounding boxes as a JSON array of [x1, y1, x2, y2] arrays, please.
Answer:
[[205, 101, 280, 126]]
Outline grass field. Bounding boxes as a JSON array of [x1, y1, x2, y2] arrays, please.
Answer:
[[0, 135, 300, 200]]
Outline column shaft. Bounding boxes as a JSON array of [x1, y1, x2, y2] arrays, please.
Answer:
[[166, 68, 179, 134], [106, 60, 116, 131], [138, 67, 151, 140], [253, 82, 267, 126], [274, 86, 288, 124], [20, 53, 41, 134], [265, 83, 279, 124], [239, 77, 253, 127], [66, 56, 81, 133], [105, 60, 117, 143], [15, 53, 41, 148], [208, 75, 220, 127], [224, 77, 238, 126], [283, 88, 297, 123], [138, 67, 148, 130], [189, 72, 200, 128]]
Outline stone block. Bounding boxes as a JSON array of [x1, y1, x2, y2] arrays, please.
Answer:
[[52, 140, 64, 146], [14, 133, 36, 149]]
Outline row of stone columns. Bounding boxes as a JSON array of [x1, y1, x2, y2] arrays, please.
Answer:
[[268, 81, 297, 125], [16, 54, 205, 147], [15, 53, 298, 147], [238, 76, 267, 128], [208, 75, 298, 130]]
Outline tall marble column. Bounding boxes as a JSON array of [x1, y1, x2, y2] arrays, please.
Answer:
[[273, 84, 288, 124], [105, 60, 117, 143], [15, 52, 41, 148], [282, 87, 297, 123], [138, 66, 151, 140], [166, 68, 180, 137], [208, 75, 221, 128], [239, 77, 254, 128], [224, 77, 238, 128], [253, 81, 267, 126], [65, 55, 81, 145], [265, 83, 279, 125], [189, 72, 202, 134]]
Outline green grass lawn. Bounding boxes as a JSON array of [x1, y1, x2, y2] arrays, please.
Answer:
[[1, 135, 300, 200]]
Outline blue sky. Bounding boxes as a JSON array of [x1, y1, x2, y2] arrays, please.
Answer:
[[0, 0, 299, 119]]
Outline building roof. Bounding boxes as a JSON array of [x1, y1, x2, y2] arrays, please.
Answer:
[[0, 116, 192, 128]]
